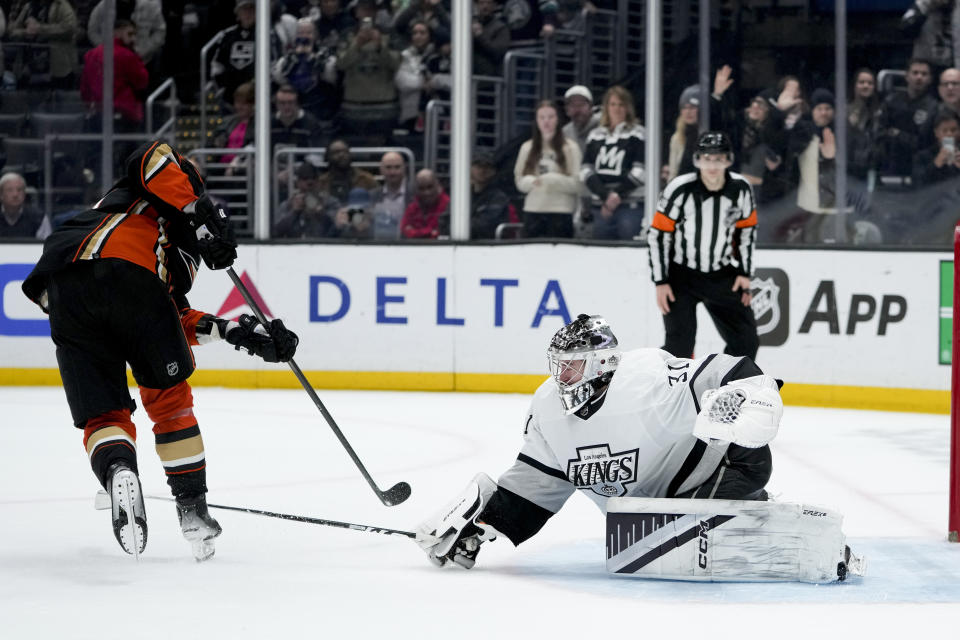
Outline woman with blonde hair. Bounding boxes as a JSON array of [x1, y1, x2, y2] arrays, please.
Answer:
[[514, 100, 582, 238], [665, 85, 701, 182], [580, 85, 646, 240]]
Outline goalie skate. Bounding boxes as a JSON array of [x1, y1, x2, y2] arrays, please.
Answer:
[[177, 496, 222, 562], [838, 545, 867, 581], [107, 464, 147, 557]]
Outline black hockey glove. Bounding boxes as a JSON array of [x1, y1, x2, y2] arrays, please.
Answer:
[[219, 315, 299, 363], [189, 195, 237, 270]]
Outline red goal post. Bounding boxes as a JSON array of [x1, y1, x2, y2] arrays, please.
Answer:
[[951, 225, 960, 542]]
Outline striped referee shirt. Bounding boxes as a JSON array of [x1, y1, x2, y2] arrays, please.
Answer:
[[647, 171, 757, 285]]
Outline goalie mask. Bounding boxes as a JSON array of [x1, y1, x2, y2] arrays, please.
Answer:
[[547, 314, 620, 414]]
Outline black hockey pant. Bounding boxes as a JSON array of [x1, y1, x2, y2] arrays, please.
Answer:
[[47, 259, 207, 498], [661, 265, 759, 360], [677, 444, 772, 501]]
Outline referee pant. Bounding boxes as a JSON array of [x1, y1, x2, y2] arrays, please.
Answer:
[[661, 265, 759, 360]]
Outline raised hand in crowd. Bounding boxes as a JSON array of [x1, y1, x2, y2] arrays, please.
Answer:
[[819, 127, 836, 159], [777, 80, 802, 112], [714, 64, 734, 97]]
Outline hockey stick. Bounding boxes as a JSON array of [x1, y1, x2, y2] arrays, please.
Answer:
[[96, 492, 415, 539], [225, 267, 411, 507]]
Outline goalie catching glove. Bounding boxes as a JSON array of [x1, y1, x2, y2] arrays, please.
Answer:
[[694, 375, 783, 448], [197, 314, 299, 363], [185, 194, 237, 270], [415, 473, 501, 568]]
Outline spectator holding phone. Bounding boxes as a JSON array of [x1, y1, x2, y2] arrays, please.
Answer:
[[337, 4, 401, 146], [273, 161, 343, 238], [331, 187, 374, 239], [912, 110, 960, 187]]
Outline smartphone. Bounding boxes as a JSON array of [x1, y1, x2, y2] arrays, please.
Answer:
[[944, 136, 956, 155], [360, 17, 373, 29]]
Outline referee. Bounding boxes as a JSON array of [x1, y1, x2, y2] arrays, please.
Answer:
[[647, 131, 759, 360]]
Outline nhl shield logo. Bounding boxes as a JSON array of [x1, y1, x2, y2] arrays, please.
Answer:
[[750, 268, 789, 347], [166, 361, 179, 376], [751, 277, 780, 335]]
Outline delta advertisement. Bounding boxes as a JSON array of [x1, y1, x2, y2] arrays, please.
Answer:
[[0, 243, 951, 406]]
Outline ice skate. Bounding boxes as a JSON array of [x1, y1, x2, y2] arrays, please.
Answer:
[[177, 495, 222, 562], [106, 463, 147, 557], [841, 544, 867, 579]]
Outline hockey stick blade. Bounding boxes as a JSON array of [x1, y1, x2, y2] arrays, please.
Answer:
[[226, 267, 412, 508], [380, 482, 412, 507]]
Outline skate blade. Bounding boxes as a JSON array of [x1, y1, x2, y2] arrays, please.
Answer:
[[847, 551, 867, 577], [191, 539, 216, 562], [111, 470, 147, 556]]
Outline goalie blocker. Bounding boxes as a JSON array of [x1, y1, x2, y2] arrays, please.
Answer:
[[606, 497, 866, 583]]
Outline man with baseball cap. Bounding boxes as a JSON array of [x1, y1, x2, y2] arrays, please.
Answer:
[[562, 85, 601, 154]]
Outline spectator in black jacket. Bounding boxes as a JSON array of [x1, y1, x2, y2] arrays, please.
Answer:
[[473, 0, 509, 76], [272, 17, 339, 131], [580, 85, 646, 240], [273, 161, 342, 238], [314, 0, 354, 49], [0, 172, 49, 239], [708, 65, 788, 204], [913, 109, 960, 187], [471, 151, 512, 239], [847, 68, 882, 180], [211, 0, 257, 103], [271, 85, 322, 150], [878, 57, 938, 178]]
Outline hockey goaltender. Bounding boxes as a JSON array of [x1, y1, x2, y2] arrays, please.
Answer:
[[415, 314, 866, 583]]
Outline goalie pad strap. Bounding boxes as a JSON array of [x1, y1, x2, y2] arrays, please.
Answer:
[[606, 497, 848, 583]]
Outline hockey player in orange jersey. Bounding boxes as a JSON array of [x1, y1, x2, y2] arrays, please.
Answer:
[[22, 140, 299, 561]]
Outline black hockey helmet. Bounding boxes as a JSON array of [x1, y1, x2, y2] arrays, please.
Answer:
[[694, 131, 734, 165], [547, 314, 620, 415]]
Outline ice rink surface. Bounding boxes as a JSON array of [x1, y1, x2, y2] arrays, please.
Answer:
[[2, 386, 959, 639]]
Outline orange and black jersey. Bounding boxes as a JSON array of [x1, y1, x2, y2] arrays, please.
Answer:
[[23, 140, 212, 338]]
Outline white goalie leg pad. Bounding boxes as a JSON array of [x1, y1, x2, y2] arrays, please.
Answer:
[[605, 497, 863, 583], [694, 375, 783, 448]]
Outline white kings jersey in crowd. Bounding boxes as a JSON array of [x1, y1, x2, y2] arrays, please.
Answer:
[[496, 348, 752, 513]]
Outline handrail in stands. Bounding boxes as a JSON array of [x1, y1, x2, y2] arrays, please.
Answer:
[[39, 132, 172, 219], [271, 146, 418, 222], [199, 31, 226, 146], [145, 77, 178, 136]]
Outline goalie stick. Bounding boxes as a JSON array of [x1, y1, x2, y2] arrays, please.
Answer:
[[95, 491, 415, 539], [226, 267, 412, 507]]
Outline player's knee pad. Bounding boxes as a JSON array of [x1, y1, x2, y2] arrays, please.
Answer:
[[83, 409, 138, 487], [140, 380, 195, 428], [605, 497, 862, 583]]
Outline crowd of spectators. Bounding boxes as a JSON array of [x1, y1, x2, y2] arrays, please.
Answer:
[[3, 1, 960, 247]]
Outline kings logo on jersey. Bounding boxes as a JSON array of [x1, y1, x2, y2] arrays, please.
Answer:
[[567, 444, 639, 497]]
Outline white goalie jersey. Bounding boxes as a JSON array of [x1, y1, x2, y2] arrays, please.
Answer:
[[496, 348, 758, 514]]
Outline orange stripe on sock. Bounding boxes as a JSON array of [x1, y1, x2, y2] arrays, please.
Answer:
[[165, 464, 206, 475]]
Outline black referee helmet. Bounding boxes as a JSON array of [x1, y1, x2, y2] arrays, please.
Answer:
[[695, 131, 733, 160]]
